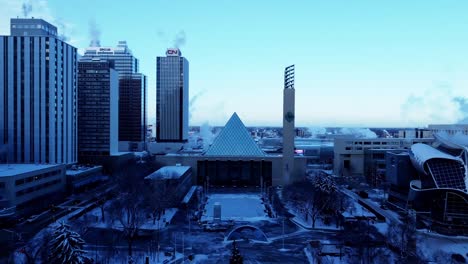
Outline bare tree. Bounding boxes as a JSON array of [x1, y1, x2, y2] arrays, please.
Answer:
[[111, 162, 147, 254], [109, 192, 146, 257], [387, 211, 417, 262], [283, 174, 342, 228]]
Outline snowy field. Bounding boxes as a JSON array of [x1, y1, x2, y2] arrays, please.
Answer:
[[201, 193, 268, 222]]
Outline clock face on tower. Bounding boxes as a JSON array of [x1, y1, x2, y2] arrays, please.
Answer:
[[285, 111, 295, 123]]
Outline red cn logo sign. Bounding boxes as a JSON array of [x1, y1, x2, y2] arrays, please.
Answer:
[[166, 49, 180, 56]]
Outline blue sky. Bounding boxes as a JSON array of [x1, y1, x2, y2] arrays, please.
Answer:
[[1, 0, 467, 127]]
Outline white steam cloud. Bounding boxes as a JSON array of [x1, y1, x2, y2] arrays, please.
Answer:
[[339, 128, 378, 138], [307, 127, 326, 138], [22, 2, 32, 17], [200, 122, 215, 150], [173, 30, 186, 49], [401, 84, 468, 126], [89, 19, 101, 47], [189, 90, 205, 122]]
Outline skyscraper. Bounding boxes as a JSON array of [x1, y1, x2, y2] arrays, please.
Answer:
[[118, 74, 147, 146], [82, 41, 138, 75], [82, 41, 147, 150], [0, 18, 78, 164], [156, 48, 189, 142], [283, 65, 295, 185], [77, 59, 119, 163]]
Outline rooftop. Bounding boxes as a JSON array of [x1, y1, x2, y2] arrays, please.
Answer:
[[145, 166, 191, 180], [66, 165, 102, 176], [0, 164, 64, 177], [205, 113, 266, 157]]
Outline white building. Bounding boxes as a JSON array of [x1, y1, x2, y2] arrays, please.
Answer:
[[428, 124, 468, 136], [0, 18, 78, 164], [0, 164, 65, 216], [333, 137, 434, 177], [156, 48, 189, 142]]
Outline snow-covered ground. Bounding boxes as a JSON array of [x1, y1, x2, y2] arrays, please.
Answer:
[[291, 215, 340, 230], [201, 193, 268, 222], [417, 231, 468, 261], [84, 248, 184, 264]]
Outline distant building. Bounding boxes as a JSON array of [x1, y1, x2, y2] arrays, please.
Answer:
[[428, 124, 468, 136], [10, 18, 58, 36], [0, 164, 66, 218], [82, 41, 139, 75], [156, 48, 189, 142], [333, 137, 434, 177], [82, 42, 147, 151], [0, 18, 78, 164], [77, 59, 119, 163], [397, 128, 432, 139]]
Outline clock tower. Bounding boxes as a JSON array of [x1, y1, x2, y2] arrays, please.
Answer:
[[282, 65, 295, 185]]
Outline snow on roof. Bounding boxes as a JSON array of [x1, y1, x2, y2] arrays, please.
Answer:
[[0, 164, 64, 177], [434, 132, 468, 149], [205, 112, 266, 157], [145, 166, 191, 180], [66, 165, 102, 176], [410, 143, 463, 173]]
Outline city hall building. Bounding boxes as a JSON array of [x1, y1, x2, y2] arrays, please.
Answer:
[[155, 113, 307, 187]]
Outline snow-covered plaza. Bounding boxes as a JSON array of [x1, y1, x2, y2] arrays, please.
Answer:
[[201, 193, 269, 222]]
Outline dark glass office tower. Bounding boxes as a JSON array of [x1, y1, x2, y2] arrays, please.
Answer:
[[119, 74, 147, 145], [77, 60, 119, 163], [156, 48, 189, 142], [0, 18, 78, 164], [81, 41, 146, 150]]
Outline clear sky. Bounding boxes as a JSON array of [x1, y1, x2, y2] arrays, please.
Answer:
[[1, 0, 467, 127]]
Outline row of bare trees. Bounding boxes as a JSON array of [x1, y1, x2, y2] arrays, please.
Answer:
[[283, 173, 345, 228], [105, 158, 176, 257]]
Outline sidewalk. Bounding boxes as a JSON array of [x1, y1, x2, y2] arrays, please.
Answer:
[[290, 217, 341, 233]]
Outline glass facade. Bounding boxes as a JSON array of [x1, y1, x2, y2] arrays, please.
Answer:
[[77, 60, 118, 160], [81, 41, 147, 143], [156, 52, 189, 142]]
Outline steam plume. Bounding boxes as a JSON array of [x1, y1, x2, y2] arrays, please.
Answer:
[[173, 30, 186, 49], [401, 84, 467, 126], [22, 2, 32, 17], [338, 128, 378, 138], [88, 19, 101, 47], [200, 122, 215, 150]]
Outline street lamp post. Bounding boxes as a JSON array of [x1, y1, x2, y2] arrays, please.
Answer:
[[282, 217, 285, 250]]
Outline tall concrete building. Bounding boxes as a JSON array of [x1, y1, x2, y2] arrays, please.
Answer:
[[82, 41, 147, 151], [0, 18, 78, 164], [82, 41, 138, 75], [282, 65, 295, 185], [156, 48, 189, 142], [77, 60, 119, 163]]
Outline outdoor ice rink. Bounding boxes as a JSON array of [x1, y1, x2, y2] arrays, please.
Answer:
[[201, 193, 268, 222]]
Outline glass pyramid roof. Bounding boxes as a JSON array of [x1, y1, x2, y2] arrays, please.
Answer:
[[205, 113, 266, 157]]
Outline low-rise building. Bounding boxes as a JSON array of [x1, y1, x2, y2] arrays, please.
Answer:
[[144, 165, 193, 208], [333, 137, 433, 177], [0, 164, 66, 217], [66, 165, 106, 193]]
